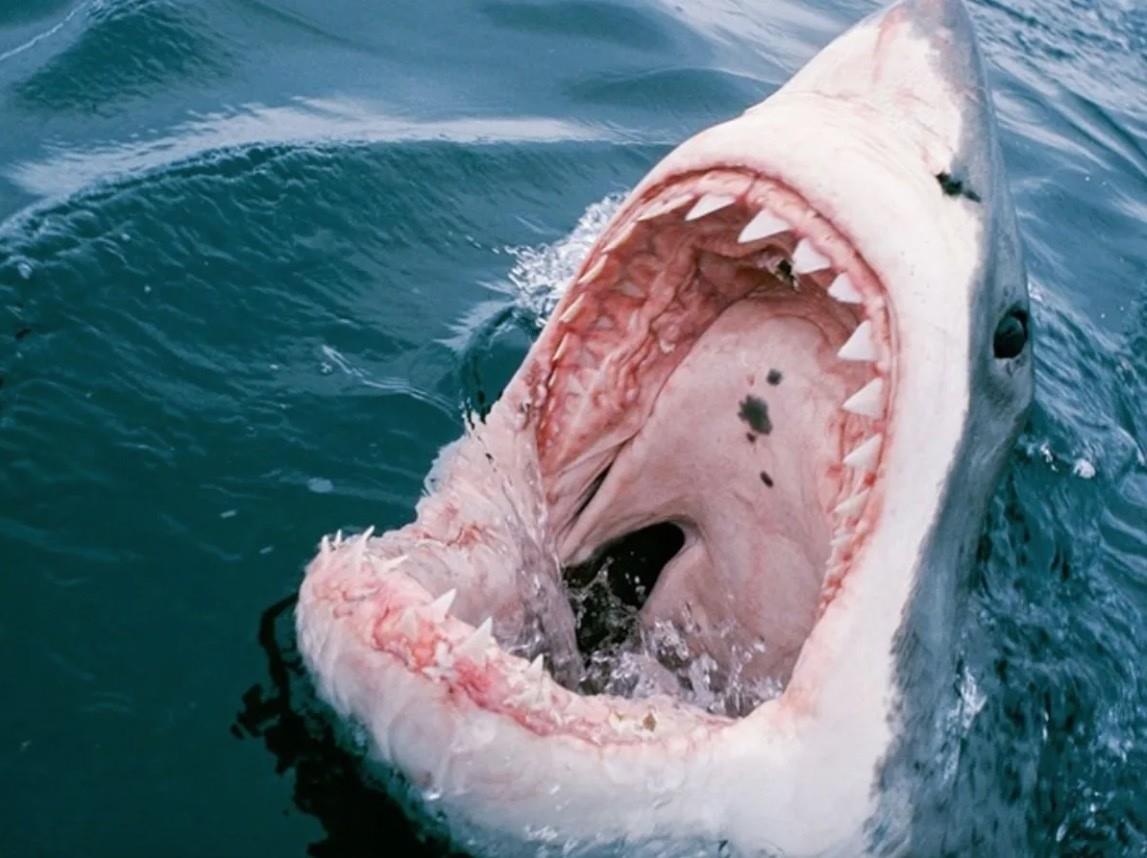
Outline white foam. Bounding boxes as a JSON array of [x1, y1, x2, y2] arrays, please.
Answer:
[[505, 194, 624, 321]]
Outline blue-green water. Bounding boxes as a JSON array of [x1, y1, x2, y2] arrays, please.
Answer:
[[1, 1, 1144, 855]]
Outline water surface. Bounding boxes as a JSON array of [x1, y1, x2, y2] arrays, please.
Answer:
[[1, 0, 1145, 855]]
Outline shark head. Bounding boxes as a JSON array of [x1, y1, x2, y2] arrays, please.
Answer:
[[296, 0, 1033, 854]]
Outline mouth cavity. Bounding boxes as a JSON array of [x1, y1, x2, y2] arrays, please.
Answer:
[[321, 167, 897, 740]]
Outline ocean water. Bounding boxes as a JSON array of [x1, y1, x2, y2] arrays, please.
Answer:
[[1, 0, 1145, 855]]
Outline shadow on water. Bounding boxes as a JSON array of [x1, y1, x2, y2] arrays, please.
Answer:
[[233, 595, 459, 858]]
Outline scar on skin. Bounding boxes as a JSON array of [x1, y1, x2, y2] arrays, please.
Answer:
[[767, 369, 782, 385], [760, 470, 774, 488], [738, 395, 772, 435]]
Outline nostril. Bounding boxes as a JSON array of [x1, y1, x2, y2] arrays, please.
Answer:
[[993, 306, 1028, 359]]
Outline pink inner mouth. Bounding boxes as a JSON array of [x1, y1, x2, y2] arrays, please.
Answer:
[[305, 167, 897, 740]]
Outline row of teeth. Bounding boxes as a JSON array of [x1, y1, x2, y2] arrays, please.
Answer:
[[317, 529, 701, 738], [575, 189, 891, 538], [318, 529, 563, 713]]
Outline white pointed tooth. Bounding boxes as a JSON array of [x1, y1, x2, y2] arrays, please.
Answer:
[[577, 255, 607, 285], [838, 321, 877, 362], [843, 435, 883, 470], [843, 378, 885, 418], [828, 273, 863, 303], [370, 554, 406, 575], [553, 334, 570, 363], [792, 239, 831, 273], [558, 294, 585, 323], [334, 529, 343, 548], [361, 525, 375, 541], [637, 194, 691, 222], [456, 618, 494, 661], [425, 589, 457, 624], [320, 535, 331, 556], [834, 490, 870, 518], [738, 209, 790, 243], [603, 221, 636, 253], [830, 532, 852, 550], [685, 193, 736, 221], [396, 608, 419, 638]]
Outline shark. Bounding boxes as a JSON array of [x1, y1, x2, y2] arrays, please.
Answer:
[[295, 0, 1033, 853]]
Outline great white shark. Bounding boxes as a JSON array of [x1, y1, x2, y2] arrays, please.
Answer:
[[295, 0, 1034, 853]]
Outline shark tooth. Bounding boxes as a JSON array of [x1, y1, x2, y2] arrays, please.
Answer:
[[558, 293, 585, 323], [577, 255, 607, 285], [828, 272, 863, 303], [838, 321, 877, 362], [833, 489, 870, 518], [844, 435, 882, 470], [636, 194, 692, 222], [370, 554, 406, 575], [792, 239, 831, 273], [602, 221, 637, 253], [425, 589, 457, 624], [843, 378, 885, 418], [553, 335, 571, 363], [685, 193, 736, 221], [456, 618, 494, 661], [738, 209, 790, 243]]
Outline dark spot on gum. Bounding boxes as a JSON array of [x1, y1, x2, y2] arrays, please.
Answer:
[[760, 471, 774, 488], [738, 395, 772, 435], [767, 369, 782, 385], [746, 433, 757, 444]]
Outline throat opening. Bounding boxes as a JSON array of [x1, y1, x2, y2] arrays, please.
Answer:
[[563, 521, 685, 657]]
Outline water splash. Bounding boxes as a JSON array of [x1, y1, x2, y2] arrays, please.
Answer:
[[505, 194, 624, 322]]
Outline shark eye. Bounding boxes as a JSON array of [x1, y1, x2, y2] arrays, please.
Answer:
[[993, 306, 1029, 359]]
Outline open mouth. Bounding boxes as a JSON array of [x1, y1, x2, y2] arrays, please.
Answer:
[[307, 166, 896, 742]]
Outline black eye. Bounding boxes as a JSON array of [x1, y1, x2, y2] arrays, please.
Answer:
[[993, 307, 1028, 359]]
